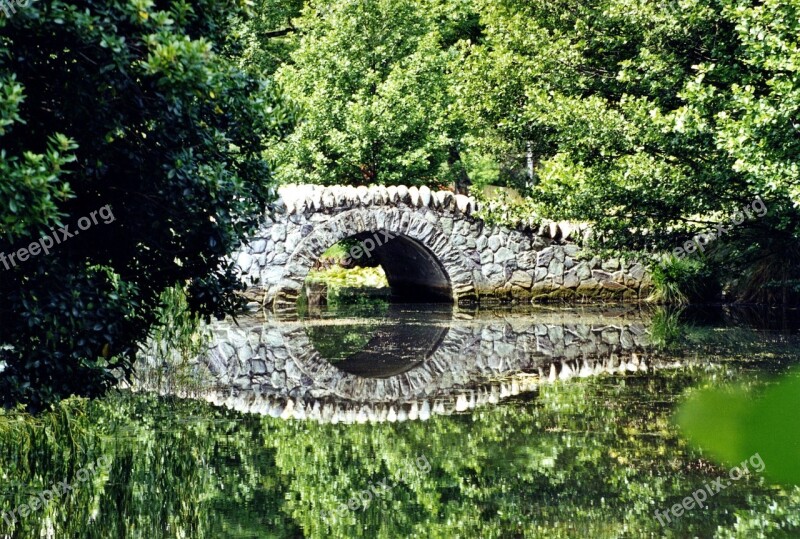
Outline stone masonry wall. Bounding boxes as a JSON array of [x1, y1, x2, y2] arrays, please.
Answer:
[[233, 185, 652, 308]]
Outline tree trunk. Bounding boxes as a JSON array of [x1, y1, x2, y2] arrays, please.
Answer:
[[526, 140, 535, 189], [449, 145, 471, 195]]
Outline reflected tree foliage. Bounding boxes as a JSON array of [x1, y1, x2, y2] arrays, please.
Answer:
[[1, 366, 799, 538]]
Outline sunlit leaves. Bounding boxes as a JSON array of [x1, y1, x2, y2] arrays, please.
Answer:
[[457, 0, 799, 255], [272, 0, 474, 187]]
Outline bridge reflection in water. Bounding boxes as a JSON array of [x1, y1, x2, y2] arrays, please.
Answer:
[[138, 306, 700, 424]]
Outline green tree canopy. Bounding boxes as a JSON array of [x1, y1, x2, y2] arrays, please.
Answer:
[[272, 0, 478, 188], [0, 0, 292, 407], [457, 0, 799, 247]]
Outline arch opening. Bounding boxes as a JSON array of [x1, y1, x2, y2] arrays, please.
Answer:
[[274, 209, 478, 312], [352, 231, 453, 303], [303, 230, 453, 308], [303, 304, 452, 378]]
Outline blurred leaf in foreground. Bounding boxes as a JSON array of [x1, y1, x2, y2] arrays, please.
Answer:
[[677, 368, 800, 486]]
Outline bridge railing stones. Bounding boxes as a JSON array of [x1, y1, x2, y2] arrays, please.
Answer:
[[232, 184, 653, 310]]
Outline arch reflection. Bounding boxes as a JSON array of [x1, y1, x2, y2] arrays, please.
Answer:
[[136, 307, 681, 424]]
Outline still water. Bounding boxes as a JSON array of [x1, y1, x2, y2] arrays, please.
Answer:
[[1, 304, 800, 538]]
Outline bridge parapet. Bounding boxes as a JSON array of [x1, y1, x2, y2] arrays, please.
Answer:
[[274, 184, 583, 241]]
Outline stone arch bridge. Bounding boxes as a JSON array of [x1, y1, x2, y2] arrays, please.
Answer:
[[233, 185, 651, 311]]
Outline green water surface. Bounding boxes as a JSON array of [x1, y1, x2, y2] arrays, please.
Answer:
[[1, 306, 800, 538]]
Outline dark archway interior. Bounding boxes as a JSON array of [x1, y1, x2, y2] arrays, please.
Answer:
[[306, 305, 452, 378], [349, 231, 453, 303]]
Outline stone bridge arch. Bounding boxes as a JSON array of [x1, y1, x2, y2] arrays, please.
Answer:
[[273, 207, 479, 310], [233, 184, 652, 312]]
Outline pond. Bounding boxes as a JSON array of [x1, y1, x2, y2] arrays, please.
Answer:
[[1, 304, 800, 538]]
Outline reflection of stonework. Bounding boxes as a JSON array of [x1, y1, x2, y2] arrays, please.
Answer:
[[135, 310, 698, 423], [193, 351, 680, 424], [232, 185, 653, 310]]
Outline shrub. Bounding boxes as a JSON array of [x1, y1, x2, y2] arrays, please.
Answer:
[[650, 256, 718, 305]]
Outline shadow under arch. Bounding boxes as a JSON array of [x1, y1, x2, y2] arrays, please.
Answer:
[[279, 313, 471, 402], [272, 208, 479, 313], [347, 231, 453, 303], [304, 304, 452, 378]]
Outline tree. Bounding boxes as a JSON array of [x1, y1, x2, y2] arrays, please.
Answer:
[[456, 0, 800, 298], [272, 0, 477, 188], [235, 0, 305, 76], [0, 0, 293, 408]]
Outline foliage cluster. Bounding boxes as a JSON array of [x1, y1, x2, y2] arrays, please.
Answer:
[[249, 0, 800, 301], [134, 285, 212, 393], [0, 0, 293, 407]]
